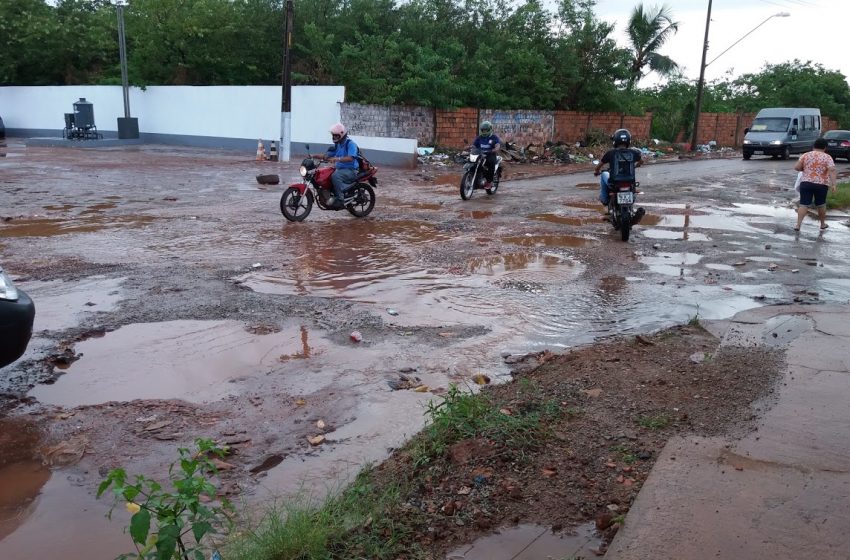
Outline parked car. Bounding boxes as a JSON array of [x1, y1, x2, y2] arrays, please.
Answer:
[[823, 129, 850, 162], [0, 266, 35, 368]]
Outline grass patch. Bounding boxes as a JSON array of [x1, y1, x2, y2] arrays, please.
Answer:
[[411, 383, 561, 467], [222, 381, 562, 560], [637, 413, 672, 430], [222, 469, 423, 560], [826, 182, 850, 210]]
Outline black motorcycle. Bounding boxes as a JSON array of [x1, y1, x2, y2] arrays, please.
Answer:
[[607, 177, 638, 241], [460, 149, 502, 200], [595, 164, 643, 242]]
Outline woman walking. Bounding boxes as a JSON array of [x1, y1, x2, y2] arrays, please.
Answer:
[[794, 137, 837, 231]]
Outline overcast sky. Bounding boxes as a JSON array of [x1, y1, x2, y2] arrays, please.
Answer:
[[591, 0, 848, 86]]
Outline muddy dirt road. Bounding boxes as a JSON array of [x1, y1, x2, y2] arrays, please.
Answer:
[[1, 142, 849, 559]]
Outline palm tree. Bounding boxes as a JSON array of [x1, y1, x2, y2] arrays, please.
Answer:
[[625, 3, 679, 90]]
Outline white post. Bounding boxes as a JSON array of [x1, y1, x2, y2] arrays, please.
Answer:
[[281, 112, 291, 162]]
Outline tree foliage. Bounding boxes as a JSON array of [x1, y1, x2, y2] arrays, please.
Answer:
[[2, 0, 849, 130], [624, 2, 679, 90]]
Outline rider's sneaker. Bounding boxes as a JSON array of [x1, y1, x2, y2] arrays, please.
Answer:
[[328, 196, 344, 209]]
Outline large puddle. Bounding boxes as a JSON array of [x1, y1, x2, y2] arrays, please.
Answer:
[[0, 418, 129, 560], [30, 321, 339, 406]]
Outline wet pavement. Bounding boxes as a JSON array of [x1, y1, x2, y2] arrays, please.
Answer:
[[1, 141, 850, 558], [605, 304, 850, 560]]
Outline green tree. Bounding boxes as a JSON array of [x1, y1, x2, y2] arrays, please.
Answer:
[[625, 2, 679, 90], [732, 61, 850, 126], [552, 0, 630, 111], [0, 0, 62, 84]]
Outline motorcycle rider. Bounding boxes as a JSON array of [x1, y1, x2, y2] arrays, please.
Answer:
[[311, 122, 359, 209], [593, 128, 645, 223], [471, 121, 501, 189]]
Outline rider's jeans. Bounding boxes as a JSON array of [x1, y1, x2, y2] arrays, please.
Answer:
[[599, 171, 610, 205], [331, 168, 358, 200], [483, 152, 498, 181]]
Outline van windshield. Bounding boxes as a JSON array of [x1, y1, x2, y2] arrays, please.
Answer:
[[749, 118, 790, 133]]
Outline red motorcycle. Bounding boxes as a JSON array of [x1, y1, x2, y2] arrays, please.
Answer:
[[279, 148, 378, 222]]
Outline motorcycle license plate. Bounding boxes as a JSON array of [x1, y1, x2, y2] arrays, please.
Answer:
[[616, 192, 634, 204]]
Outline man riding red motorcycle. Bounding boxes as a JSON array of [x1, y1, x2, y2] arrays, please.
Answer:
[[310, 122, 360, 209]]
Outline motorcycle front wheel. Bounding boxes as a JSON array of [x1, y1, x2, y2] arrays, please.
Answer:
[[280, 188, 314, 222], [619, 207, 632, 241], [460, 171, 475, 200], [486, 168, 502, 195], [346, 183, 376, 218]]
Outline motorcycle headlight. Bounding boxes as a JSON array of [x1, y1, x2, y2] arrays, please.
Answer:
[[0, 269, 20, 301], [299, 165, 307, 177], [469, 154, 479, 162]]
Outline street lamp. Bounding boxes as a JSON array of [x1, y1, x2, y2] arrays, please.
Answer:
[[690, 6, 790, 151]]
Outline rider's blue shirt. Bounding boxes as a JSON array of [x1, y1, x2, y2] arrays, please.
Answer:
[[325, 137, 359, 169], [473, 134, 501, 153]]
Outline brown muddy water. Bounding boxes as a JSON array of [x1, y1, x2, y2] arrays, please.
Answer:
[[4, 146, 850, 558]]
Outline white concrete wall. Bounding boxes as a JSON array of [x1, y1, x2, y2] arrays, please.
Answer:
[[134, 86, 281, 139], [291, 86, 344, 145], [0, 85, 284, 139], [0, 85, 417, 165]]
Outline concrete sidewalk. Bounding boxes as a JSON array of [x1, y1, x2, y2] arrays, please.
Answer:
[[446, 304, 850, 560], [605, 304, 850, 560]]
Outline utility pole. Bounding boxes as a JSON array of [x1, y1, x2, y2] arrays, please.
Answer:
[[690, 0, 712, 152], [280, 0, 294, 162], [116, 3, 139, 139]]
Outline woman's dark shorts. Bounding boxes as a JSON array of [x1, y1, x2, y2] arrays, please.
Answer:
[[799, 181, 828, 207]]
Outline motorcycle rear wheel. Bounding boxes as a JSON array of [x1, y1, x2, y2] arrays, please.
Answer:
[[619, 208, 631, 241], [280, 188, 314, 222], [460, 171, 475, 200], [346, 183, 376, 218], [486, 168, 502, 195]]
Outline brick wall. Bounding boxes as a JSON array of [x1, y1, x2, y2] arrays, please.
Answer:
[[341, 102, 434, 146], [344, 103, 838, 151], [434, 107, 479, 149], [433, 108, 653, 149]]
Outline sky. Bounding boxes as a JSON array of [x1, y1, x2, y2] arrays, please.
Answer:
[[592, 0, 849, 86]]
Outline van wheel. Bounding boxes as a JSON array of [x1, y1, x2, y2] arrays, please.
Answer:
[[781, 146, 790, 160]]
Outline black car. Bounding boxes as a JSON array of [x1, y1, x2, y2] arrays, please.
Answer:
[[0, 267, 35, 368], [823, 129, 850, 162]]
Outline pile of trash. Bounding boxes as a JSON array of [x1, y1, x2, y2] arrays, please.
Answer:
[[416, 139, 685, 167]]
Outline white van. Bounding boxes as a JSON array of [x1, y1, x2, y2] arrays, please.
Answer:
[[742, 107, 821, 160]]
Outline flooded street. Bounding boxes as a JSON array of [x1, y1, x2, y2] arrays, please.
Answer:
[[1, 141, 850, 559]]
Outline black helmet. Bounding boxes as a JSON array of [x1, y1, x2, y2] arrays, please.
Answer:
[[611, 128, 631, 147]]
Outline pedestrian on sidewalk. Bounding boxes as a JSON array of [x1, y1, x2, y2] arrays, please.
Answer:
[[793, 137, 837, 231]]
